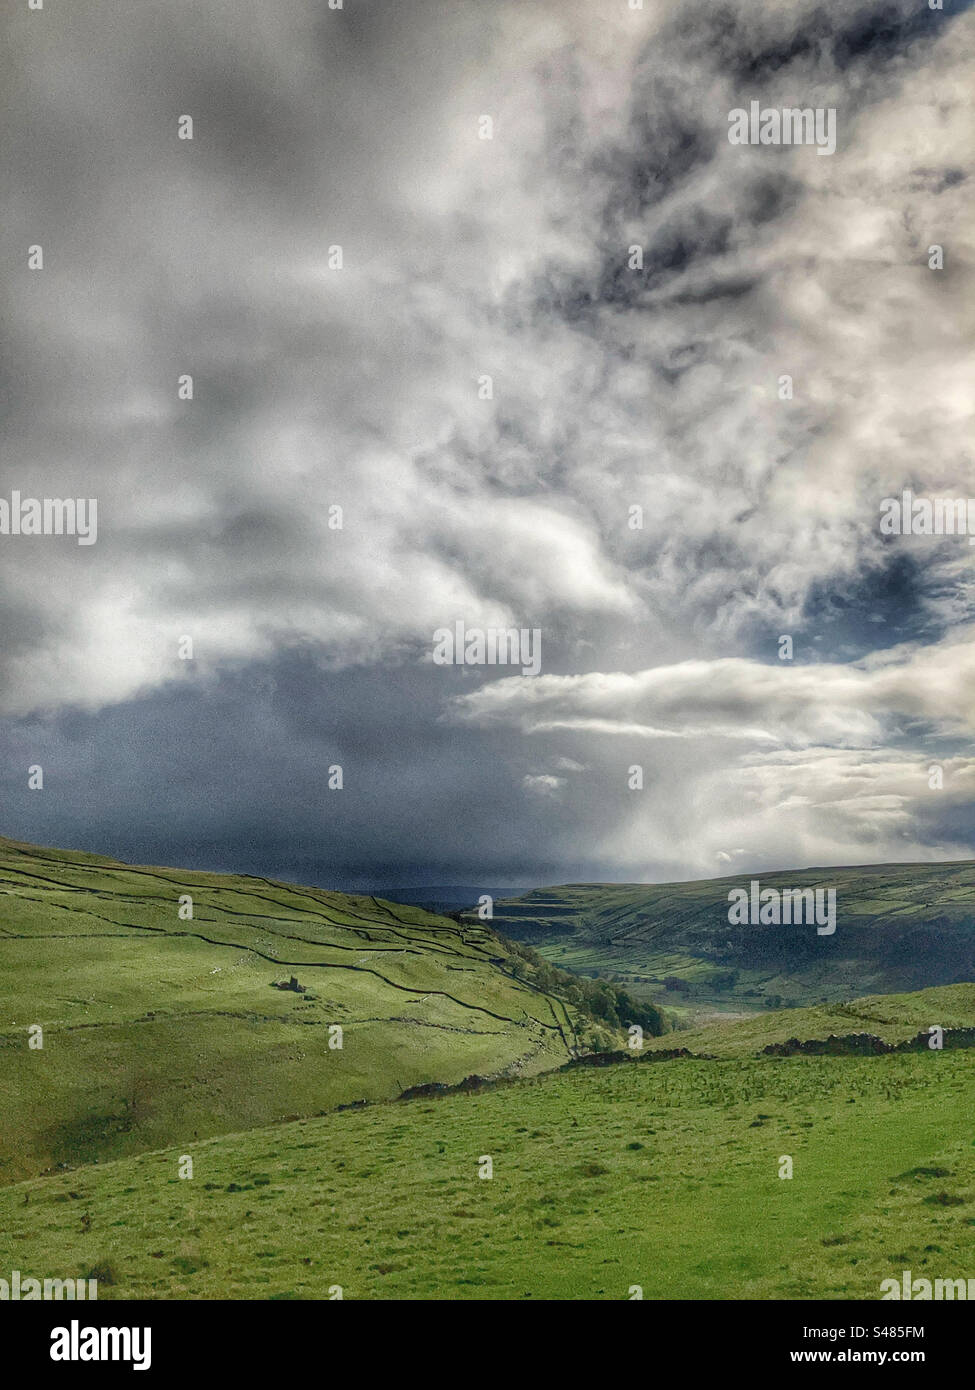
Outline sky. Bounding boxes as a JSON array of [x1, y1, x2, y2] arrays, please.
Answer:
[[0, 0, 973, 892]]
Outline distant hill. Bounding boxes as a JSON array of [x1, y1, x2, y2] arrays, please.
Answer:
[[0, 837, 622, 1184], [473, 861, 975, 1011], [365, 886, 516, 915]]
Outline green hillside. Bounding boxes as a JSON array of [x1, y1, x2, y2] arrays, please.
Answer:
[[642, 982, 975, 1058], [0, 836, 613, 1185], [6, 837, 975, 1301], [478, 861, 975, 1013], [3, 984, 975, 1300]]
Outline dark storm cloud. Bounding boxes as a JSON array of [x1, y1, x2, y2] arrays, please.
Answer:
[[0, 654, 619, 889]]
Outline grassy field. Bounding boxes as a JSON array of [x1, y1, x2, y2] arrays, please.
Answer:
[[483, 861, 975, 1013], [5, 835, 975, 1300], [643, 982, 975, 1057], [0, 836, 591, 1185], [2, 1024, 974, 1299]]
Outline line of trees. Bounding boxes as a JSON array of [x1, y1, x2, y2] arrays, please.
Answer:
[[500, 937, 667, 1037]]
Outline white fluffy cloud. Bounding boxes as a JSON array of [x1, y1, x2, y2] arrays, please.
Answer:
[[450, 627, 975, 746], [450, 628, 975, 875]]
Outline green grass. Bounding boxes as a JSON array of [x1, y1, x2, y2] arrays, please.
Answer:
[[6, 835, 975, 1300], [643, 983, 975, 1057], [0, 836, 589, 1184], [3, 1040, 975, 1299], [482, 861, 975, 1011]]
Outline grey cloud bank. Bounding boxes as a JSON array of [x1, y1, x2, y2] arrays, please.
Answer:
[[1, 0, 972, 886]]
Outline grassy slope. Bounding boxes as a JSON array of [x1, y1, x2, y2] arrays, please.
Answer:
[[6, 837, 975, 1301], [643, 983, 975, 1057], [3, 990, 975, 1298], [483, 861, 975, 1010], [0, 837, 582, 1184]]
